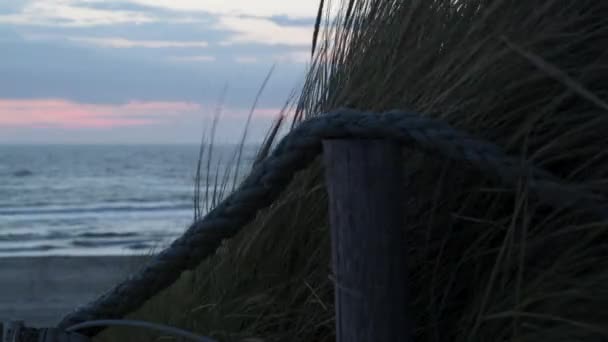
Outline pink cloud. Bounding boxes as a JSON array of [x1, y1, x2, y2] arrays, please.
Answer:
[[215, 106, 289, 119], [0, 99, 202, 128]]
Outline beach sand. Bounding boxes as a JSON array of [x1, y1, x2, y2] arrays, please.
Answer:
[[0, 255, 151, 327]]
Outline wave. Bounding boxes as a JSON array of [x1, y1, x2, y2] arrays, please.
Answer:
[[0, 203, 191, 217], [71, 238, 156, 248], [0, 232, 41, 241], [0, 196, 193, 209], [0, 244, 61, 253], [11, 169, 34, 177], [126, 242, 153, 250], [0, 231, 146, 241], [0, 231, 69, 242], [76, 231, 139, 238]]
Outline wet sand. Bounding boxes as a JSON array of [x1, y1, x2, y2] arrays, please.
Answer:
[[0, 255, 150, 327]]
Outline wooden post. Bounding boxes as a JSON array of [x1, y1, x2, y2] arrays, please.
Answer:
[[323, 139, 412, 342]]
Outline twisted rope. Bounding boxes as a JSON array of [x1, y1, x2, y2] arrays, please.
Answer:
[[57, 108, 608, 335]]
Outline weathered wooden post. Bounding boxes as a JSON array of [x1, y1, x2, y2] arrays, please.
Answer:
[[323, 139, 412, 342]]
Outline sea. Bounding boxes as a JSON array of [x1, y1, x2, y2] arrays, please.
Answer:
[[0, 144, 255, 257]]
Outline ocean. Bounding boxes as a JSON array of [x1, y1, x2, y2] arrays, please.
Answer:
[[0, 144, 255, 257]]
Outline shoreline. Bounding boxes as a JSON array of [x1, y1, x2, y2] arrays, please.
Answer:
[[0, 255, 151, 327]]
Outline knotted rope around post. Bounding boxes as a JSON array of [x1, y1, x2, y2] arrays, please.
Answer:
[[57, 108, 608, 336]]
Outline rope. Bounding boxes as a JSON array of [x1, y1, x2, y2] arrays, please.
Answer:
[[57, 108, 608, 336], [66, 320, 217, 342]]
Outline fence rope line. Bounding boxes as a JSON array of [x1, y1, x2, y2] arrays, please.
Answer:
[[57, 108, 608, 336]]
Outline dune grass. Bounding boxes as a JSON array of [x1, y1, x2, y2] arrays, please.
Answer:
[[95, 0, 608, 341]]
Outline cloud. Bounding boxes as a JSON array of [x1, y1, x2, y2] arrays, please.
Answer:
[[67, 36, 209, 48], [217, 16, 312, 46], [0, 97, 286, 143], [1, 0, 326, 28], [235, 56, 258, 64], [0, 1, 312, 143], [0, 98, 202, 128], [274, 51, 311, 64], [233, 51, 310, 65], [124, 0, 321, 19], [0, 3, 23, 15], [169, 55, 216, 62], [265, 15, 317, 27], [2, 2, 314, 53], [0, 1, 308, 122], [0, 0, 155, 27], [0, 32, 304, 107], [0, 98, 283, 127]]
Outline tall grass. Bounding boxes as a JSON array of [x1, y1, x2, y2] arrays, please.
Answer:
[[96, 0, 608, 341]]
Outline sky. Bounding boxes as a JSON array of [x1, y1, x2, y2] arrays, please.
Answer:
[[0, 0, 321, 144]]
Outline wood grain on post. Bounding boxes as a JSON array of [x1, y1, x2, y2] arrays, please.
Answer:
[[323, 139, 412, 342]]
